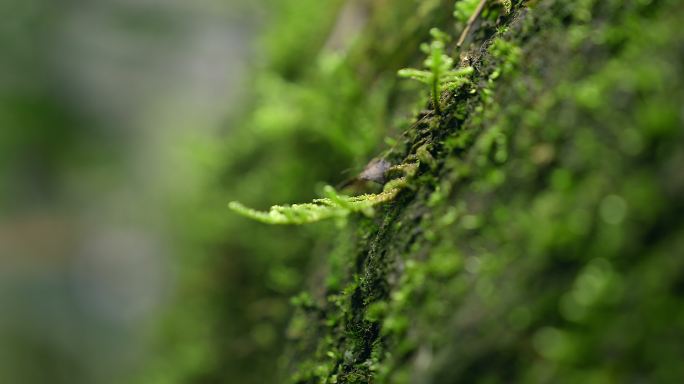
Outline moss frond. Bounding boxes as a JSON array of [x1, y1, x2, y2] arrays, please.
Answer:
[[229, 186, 401, 225], [397, 28, 473, 113]]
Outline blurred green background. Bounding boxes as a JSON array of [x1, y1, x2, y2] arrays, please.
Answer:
[[0, 0, 361, 382]]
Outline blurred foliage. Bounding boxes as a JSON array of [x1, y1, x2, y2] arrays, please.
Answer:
[[0, 1, 93, 211]]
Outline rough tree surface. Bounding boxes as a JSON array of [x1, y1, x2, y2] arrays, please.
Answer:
[[277, 1, 684, 383]]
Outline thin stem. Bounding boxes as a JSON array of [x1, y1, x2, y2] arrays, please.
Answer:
[[457, 0, 487, 48], [432, 74, 441, 114]]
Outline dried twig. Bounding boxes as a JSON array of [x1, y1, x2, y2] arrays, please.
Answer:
[[457, 0, 488, 48]]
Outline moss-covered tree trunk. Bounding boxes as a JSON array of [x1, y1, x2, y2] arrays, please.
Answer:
[[280, 0, 684, 383]]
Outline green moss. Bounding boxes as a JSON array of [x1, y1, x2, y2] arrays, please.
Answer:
[[282, 0, 684, 383], [397, 27, 474, 113]]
